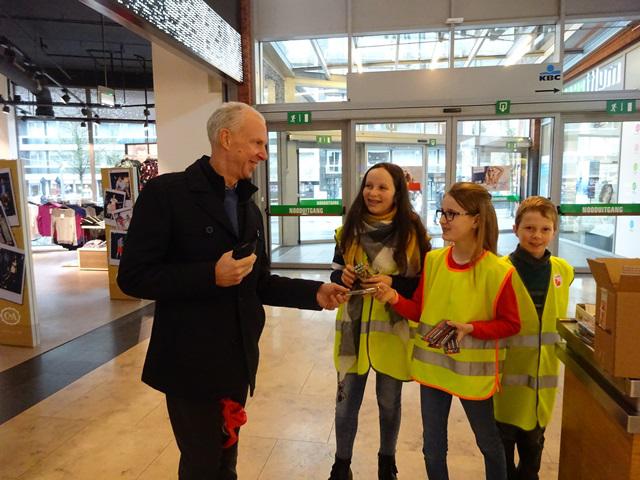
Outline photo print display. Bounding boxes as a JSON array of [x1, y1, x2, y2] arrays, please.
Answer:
[[109, 169, 133, 200], [109, 230, 127, 266], [104, 189, 127, 226], [0, 204, 15, 247], [113, 208, 133, 231], [0, 244, 26, 304], [0, 169, 19, 226]]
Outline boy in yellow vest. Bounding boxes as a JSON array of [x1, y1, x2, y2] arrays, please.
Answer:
[[493, 196, 573, 480]]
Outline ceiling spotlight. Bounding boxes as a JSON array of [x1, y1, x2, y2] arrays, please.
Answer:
[[93, 114, 101, 125], [61, 89, 71, 104], [2, 105, 10, 115], [80, 121, 87, 127], [143, 120, 149, 129], [14, 94, 21, 102], [81, 107, 89, 117], [143, 108, 150, 117], [21, 115, 27, 122]]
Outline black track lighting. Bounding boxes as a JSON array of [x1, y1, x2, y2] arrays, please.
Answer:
[[143, 108, 150, 117], [61, 89, 71, 104], [80, 121, 87, 127], [143, 120, 149, 129], [81, 107, 89, 117], [93, 113, 101, 124], [2, 105, 10, 115], [21, 115, 27, 122], [14, 94, 21, 102]]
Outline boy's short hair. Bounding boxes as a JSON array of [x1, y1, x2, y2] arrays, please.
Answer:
[[515, 196, 559, 230]]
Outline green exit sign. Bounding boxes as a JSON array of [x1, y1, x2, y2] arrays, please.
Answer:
[[606, 99, 636, 115], [496, 100, 511, 115], [506, 141, 518, 150], [316, 135, 332, 144], [288, 111, 312, 124]]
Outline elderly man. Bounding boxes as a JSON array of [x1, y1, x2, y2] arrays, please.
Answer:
[[117, 102, 347, 479]]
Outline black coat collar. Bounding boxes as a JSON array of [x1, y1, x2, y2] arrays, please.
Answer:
[[187, 155, 258, 202]]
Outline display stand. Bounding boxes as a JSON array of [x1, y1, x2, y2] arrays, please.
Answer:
[[100, 167, 138, 300], [77, 226, 107, 271], [556, 320, 640, 479], [0, 159, 39, 347]]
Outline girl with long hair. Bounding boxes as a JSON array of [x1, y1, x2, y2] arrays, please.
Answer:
[[375, 182, 521, 480], [328, 163, 430, 480]]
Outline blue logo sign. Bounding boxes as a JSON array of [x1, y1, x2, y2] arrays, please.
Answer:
[[539, 64, 561, 81]]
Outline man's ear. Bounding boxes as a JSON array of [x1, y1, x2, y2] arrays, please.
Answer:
[[512, 224, 517, 235], [219, 128, 232, 150]]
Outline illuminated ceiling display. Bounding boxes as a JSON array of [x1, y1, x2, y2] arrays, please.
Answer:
[[115, 0, 243, 82]]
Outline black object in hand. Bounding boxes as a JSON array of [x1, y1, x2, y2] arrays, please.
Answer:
[[232, 239, 257, 259]]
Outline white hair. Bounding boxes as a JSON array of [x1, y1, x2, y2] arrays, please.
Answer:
[[206, 102, 263, 145]]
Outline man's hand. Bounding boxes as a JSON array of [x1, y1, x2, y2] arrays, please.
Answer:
[[215, 251, 257, 287], [340, 264, 357, 288], [316, 283, 349, 310]]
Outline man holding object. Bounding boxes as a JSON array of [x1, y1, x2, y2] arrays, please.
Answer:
[[117, 102, 347, 480]]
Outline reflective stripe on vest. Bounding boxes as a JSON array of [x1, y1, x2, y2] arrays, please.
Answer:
[[413, 346, 504, 376], [501, 374, 558, 389], [411, 247, 514, 400], [506, 332, 561, 348], [493, 256, 573, 430]]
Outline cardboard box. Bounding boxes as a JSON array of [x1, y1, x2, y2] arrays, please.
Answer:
[[587, 258, 640, 378], [575, 303, 596, 325]]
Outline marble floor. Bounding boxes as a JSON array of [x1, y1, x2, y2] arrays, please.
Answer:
[[0, 270, 596, 480], [0, 250, 152, 371]]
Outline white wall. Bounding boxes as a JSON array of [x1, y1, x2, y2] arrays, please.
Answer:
[[254, 0, 640, 41], [0, 74, 17, 159], [625, 43, 640, 90], [152, 43, 224, 174]]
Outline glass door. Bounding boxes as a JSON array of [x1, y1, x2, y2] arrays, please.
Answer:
[[558, 119, 640, 269], [355, 121, 447, 247], [267, 127, 344, 267], [455, 117, 555, 255]]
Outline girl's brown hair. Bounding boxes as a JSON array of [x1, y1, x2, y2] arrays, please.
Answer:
[[446, 182, 498, 261]]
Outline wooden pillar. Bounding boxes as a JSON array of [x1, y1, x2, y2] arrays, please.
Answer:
[[237, 0, 254, 105]]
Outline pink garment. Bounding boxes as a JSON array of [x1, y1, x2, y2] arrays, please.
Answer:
[[36, 203, 61, 236]]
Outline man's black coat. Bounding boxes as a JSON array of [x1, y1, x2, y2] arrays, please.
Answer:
[[117, 156, 323, 400]]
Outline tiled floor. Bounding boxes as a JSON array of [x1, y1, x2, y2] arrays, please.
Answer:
[[0, 269, 595, 480], [0, 250, 152, 371]]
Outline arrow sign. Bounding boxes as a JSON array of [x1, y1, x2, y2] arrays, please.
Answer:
[[535, 88, 560, 93]]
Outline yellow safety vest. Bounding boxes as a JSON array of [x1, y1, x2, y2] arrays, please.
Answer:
[[333, 228, 414, 381], [493, 256, 573, 430], [410, 246, 515, 400]]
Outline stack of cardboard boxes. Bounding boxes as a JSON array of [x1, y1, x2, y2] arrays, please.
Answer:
[[587, 258, 640, 379]]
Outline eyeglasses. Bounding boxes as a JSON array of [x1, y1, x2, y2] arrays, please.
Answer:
[[434, 209, 474, 222]]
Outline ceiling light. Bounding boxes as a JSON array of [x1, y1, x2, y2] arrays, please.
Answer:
[[143, 120, 149, 130], [2, 105, 10, 115], [81, 107, 89, 117], [21, 115, 27, 122], [94, 114, 101, 124], [61, 89, 71, 104], [80, 121, 86, 127], [143, 108, 150, 117]]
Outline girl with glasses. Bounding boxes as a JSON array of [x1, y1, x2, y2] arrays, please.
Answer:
[[375, 182, 521, 480], [328, 163, 430, 480]]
